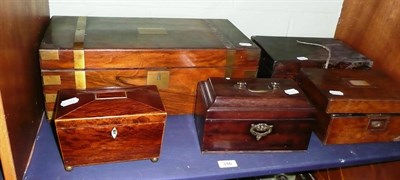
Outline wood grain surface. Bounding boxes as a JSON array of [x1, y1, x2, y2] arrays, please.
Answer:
[[54, 87, 166, 168], [335, 0, 400, 82], [0, 0, 49, 179], [195, 78, 315, 151], [298, 68, 400, 144], [43, 66, 257, 117]]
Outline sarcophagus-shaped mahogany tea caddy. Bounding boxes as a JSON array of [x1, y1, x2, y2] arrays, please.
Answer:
[[53, 86, 166, 171]]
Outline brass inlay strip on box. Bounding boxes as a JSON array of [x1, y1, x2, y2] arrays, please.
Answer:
[[75, 71, 86, 90], [47, 111, 53, 120], [225, 50, 236, 77], [74, 16, 87, 48], [147, 70, 170, 89], [43, 75, 61, 85], [45, 93, 57, 103], [247, 48, 260, 61], [226, 50, 235, 66], [73, 50, 85, 69], [73, 16, 86, 69], [39, 49, 59, 60], [204, 19, 235, 49], [225, 67, 233, 78]]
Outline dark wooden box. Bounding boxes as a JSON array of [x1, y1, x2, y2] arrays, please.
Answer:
[[251, 36, 373, 79], [40, 16, 260, 119], [194, 77, 316, 152], [298, 68, 400, 144], [54, 86, 166, 171]]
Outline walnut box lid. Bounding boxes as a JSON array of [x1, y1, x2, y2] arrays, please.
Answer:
[[298, 68, 400, 114]]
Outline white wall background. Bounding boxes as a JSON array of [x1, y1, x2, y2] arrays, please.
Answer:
[[49, 0, 344, 38]]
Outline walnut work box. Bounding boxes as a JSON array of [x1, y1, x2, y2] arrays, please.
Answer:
[[53, 86, 166, 171], [194, 77, 316, 152], [298, 68, 400, 144], [251, 36, 373, 79], [39, 16, 260, 119]]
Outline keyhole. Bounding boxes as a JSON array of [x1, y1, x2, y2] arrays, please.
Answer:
[[111, 127, 118, 139], [371, 121, 382, 128], [157, 73, 161, 80]]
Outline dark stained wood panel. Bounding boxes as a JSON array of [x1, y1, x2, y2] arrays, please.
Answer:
[[0, 0, 50, 179], [335, 0, 400, 82], [251, 36, 373, 79]]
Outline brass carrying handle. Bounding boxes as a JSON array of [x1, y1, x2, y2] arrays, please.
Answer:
[[95, 91, 127, 100], [250, 123, 273, 141], [234, 81, 280, 93], [247, 89, 271, 93]]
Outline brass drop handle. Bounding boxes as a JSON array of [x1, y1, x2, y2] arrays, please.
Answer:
[[250, 123, 273, 141]]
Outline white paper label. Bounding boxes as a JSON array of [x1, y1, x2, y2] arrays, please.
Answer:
[[297, 56, 308, 61], [329, 90, 344, 96], [284, 88, 299, 95], [60, 97, 79, 107], [239, 42, 252, 47], [218, 160, 238, 168]]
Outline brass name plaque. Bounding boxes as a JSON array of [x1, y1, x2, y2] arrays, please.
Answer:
[[138, 27, 167, 35]]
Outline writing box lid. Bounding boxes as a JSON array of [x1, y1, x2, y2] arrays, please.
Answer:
[[41, 16, 255, 50], [39, 16, 260, 70], [199, 77, 315, 119], [54, 86, 166, 123], [299, 68, 400, 114]]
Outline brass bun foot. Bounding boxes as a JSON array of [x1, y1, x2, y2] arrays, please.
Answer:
[[150, 157, 159, 163], [65, 166, 73, 171]]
